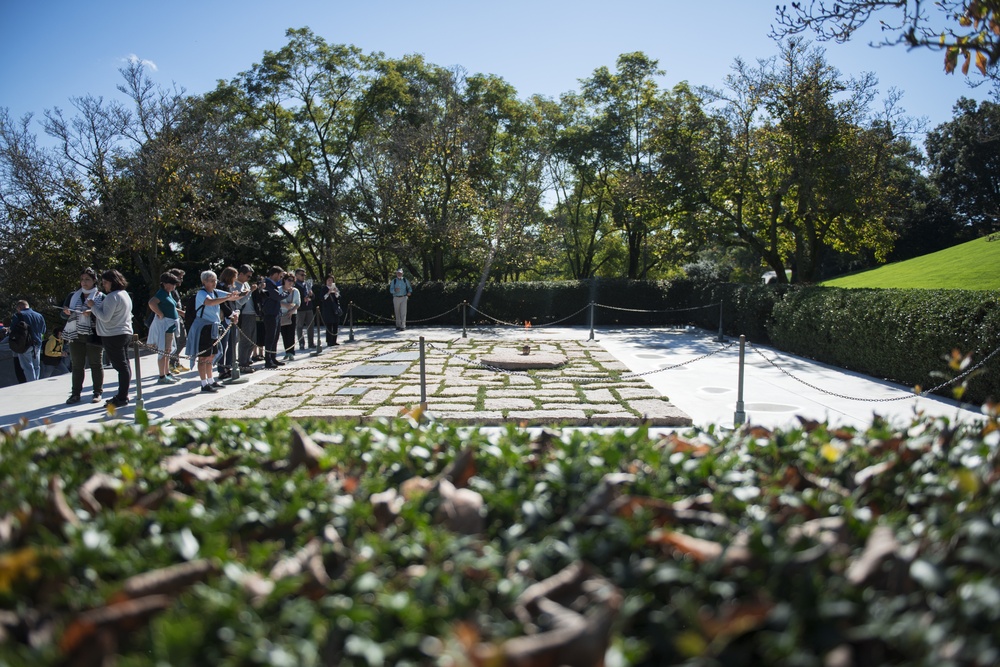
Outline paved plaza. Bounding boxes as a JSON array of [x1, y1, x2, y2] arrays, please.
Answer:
[[0, 326, 986, 434]]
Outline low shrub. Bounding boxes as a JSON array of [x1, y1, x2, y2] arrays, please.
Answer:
[[1, 415, 998, 665]]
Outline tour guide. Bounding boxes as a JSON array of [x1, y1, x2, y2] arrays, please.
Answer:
[[388, 268, 412, 331]]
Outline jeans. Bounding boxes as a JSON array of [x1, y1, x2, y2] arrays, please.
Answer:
[[15, 346, 41, 382], [69, 340, 104, 397], [101, 334, 131, 401], [296, 309, 315, 349], [238, 313, 257, 366], [263, 314, 281, 366]]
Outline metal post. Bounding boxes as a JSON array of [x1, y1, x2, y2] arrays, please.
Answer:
[[734, 334, 746, 427], [132, 335, 144, 419], [348, 302, 355, 342], [462, 300, 467, 338], [226, 324, 247, 384], [717, 300, 725, 342], [419, 336, 427, 409], [312, 310, 323, 356], [588, 301, 595, 341]]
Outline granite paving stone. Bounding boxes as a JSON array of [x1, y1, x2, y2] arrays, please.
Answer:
[[485, 398, 537, 410], [583, 388, 617, 403]]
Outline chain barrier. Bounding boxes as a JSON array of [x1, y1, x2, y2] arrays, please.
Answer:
[[136, 320, 235, 363], [425, 340, 736, 386], [596, 302, 720, 315], [350, 303, 461, 325], [226, 322, 419, 372], [747, 340, 1000, 403], [467, 304, 592, 329]]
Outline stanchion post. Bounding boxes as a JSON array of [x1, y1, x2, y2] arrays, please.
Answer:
[[419, 336, 427, 408], [588, 301, 595, 341], [227, 323, 247, 384], [132, 335, 144, 418], [734, 334, 746, 427], [462, 300, 467, 338], [717, 300, 725, 342], [348, 302, 355, 342], [312, 310, 324, 356]]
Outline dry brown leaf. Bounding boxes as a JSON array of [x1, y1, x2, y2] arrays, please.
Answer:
[[288, 425, 326, 475], [854, 459, 898, 488], [44, 475, 80, 531], [436, 479, 484, 535], [371, 488, 403, 530], [440, 447, 477, 488], [59, 595, 172, 656], [697, 599, 773, 643], [647, 529, 723, 562], [78, 473, 123, 515], [846, 525, 900, 586], [112, 559, 217, 603], [656, 433, 713, 456]]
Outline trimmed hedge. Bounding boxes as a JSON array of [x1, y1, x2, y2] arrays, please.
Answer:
[[336, 279, 1000, 404], [769, 288, 1000, 405]]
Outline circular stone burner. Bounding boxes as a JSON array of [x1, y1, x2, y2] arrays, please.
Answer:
[[480, 348, 567, 370]]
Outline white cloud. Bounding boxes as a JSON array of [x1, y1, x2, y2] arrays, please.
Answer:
[[124, 54, 158, 71]]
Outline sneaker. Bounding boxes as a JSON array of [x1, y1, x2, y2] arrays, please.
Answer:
[[91, 394, 103, 404], [284, 354, 294, 361], [66, 394, 81, 404], [157, 376, 173, 385], [211, 381, 225, 389], [200, 384, 218, 393], [239, 365, 256, 374], [105, 396, 129, 408], [165, 374, 180, 382]]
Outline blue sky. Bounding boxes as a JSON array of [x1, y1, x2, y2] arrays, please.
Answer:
[[0, 0, 992, 139]]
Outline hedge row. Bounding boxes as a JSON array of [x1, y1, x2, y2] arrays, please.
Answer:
[[337, 279, 1000, 405]]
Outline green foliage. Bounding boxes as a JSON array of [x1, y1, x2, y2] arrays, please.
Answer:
[[824, 235, 1000, 290], [2, 414, 1000, 666], [769, 287, 1000, 403]]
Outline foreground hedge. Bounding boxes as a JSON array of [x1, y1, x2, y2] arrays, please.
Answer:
[[1, 414, 999, 666]]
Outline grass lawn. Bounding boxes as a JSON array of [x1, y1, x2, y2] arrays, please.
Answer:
[[822, 235, 1000, 290]]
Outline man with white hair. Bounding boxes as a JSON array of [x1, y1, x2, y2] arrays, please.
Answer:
[[388, 268, 412, 331]]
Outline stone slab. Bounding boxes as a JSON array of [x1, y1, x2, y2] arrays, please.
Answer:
[[336, 387, 369, 396], [372, 352, 421, 362], [341, 363, 410, 377]]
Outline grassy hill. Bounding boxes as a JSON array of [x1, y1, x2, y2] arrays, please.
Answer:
[[823, 235, 1000, 289]]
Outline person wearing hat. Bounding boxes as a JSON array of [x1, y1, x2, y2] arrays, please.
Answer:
[[388, 268, 412, 331]]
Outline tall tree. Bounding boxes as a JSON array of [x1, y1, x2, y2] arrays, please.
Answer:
[[581, 52, 671, 278], [662, 41, 916, 283], [235, 28, 378, 281], [773, 1, 1000, 76], [925, 98, 1000, 237]]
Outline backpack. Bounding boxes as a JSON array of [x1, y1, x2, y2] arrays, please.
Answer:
[[182, 292, 204, 330], [8, 320, 31, 354]]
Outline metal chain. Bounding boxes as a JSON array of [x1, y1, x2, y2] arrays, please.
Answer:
[[748, 340, 1000, 402], [425, 340, 736, 385], [467, 304, 592, 328], [136, 320, 235, 362], [349, 303, 461, 325], [597, 302, 720, 315]]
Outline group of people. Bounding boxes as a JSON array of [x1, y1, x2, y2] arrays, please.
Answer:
[[6, 264, 418, 406]]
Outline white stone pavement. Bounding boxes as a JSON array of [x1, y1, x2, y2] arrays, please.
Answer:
[[0, 326, 985, 435]]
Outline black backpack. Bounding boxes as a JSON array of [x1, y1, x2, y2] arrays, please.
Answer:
[[182, 292, 204, 329], [8, 320, 31, 354]]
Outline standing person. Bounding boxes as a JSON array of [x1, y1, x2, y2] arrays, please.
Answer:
[[185, 270, 241, 393], [261, 266, 287, 369], [167, 268, 188, 374], [279, 273, 300, 361], [388, 268, 412, 331], [40, 327, 69, 378], [147, 272, 182, 384], [234, 264, 258, 373], [318, 275, 342, 346], [215, 266, 240, 380], [88, 270, 133, 408], [62, 267, 104, 404], [293, 268, 314, 352], [10, 300, 46, 382]]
